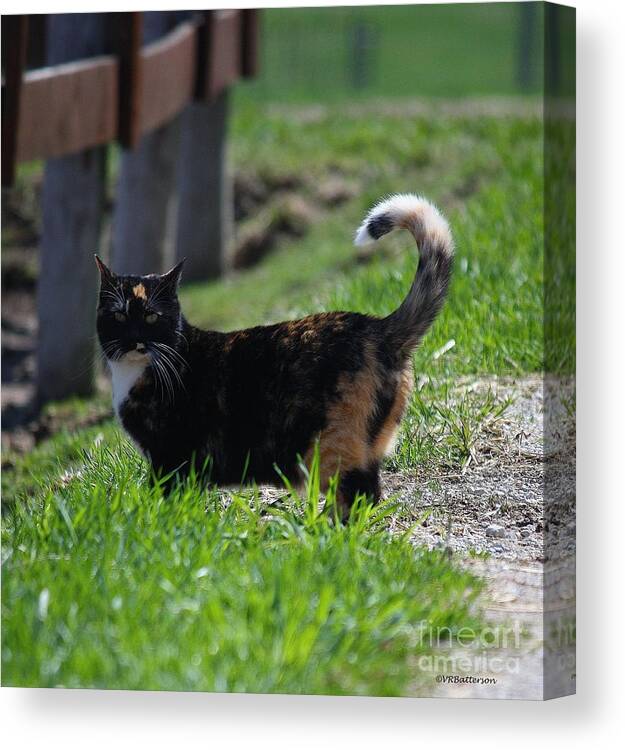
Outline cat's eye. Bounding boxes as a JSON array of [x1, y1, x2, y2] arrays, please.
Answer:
[[114, 312, 126, 323], [145, 313, 158, 324]]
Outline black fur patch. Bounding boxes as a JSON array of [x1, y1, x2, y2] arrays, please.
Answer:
[[385, 247, 454, 360], [367, 383, 396, 444], [114, 311, 379, 487], [339, 463, 381, 505], [367, 214, 394, 240]]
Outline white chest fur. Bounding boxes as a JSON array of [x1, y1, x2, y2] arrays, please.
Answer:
[[109, 353, 149, 418]]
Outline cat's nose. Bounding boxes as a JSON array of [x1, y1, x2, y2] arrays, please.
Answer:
[[136, 343, 146, 353]]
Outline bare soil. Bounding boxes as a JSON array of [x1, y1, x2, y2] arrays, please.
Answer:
[[384, 376, 575, 564]]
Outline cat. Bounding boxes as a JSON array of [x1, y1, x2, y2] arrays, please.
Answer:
[[96, 194, 453, 515]]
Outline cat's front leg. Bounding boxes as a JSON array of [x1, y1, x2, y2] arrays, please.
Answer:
[[149, 448, 215, 495], [147, 452, 191, 496], [336, 462, 382, 521]]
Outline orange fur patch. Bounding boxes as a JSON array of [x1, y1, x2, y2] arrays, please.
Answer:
[[372, 366, 414, 459], [304, 343, 376, 485], [303, 347, 414, 496], [132, 284, 147, 300]]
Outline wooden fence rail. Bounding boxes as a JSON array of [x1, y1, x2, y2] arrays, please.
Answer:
[[2, 10, 258, 185]]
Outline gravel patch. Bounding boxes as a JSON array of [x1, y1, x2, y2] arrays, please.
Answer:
[[383, 375, 575, 563]]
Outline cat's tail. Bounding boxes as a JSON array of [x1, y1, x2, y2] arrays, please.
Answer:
[[354, 193, 454, 358]]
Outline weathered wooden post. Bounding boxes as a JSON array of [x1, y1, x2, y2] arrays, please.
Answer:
[[175, 90, 232, 281], [36, 13, 110, 403], [111, 11, 181, 274], [175, 10, 258, 281], [1, 15, 28, 188]]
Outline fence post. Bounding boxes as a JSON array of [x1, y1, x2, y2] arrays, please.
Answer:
[[111, 11, 181, 274], [36, 13, 110, 403], [175, 90, 232, 281], [174, 10, 246, 281], [1, 15, 28, 187], [241, 9, 260, 78], [116, 12, 143, 149]]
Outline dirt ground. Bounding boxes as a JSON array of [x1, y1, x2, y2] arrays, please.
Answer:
[[384, 375, 576, 563]]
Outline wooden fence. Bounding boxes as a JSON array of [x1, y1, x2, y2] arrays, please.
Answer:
[[2, 10, 258, 181], [1, 10, 259, 404]]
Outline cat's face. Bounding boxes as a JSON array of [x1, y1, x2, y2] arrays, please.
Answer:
[[95, 256, 185, 363]]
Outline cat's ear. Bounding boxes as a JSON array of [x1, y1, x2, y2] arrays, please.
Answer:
[[160, 259, 185, 290], [94, 255, 116, 287]]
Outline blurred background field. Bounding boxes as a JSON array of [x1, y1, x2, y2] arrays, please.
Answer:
[[243, 3, 544, 102]]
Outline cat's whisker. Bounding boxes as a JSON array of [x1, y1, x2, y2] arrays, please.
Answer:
[[158, 357, 173, 402], [161, 361, 176, 403], [151, 342, 189, 372], [102, 339, 124, 362], [156, 349, 185, 395], [165, 349, 189, 385], [151, 350, 176, 403], [150, 343, 186, 374], [149, 353, 165, 400], [150, 354, 167, 402]]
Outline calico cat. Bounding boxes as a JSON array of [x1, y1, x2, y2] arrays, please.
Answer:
[[96, 194, 453, 515]]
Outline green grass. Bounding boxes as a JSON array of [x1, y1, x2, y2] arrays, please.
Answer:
[[2, 100, 574, 692], [389, 384, 512, 474], [2, 441, 484, 694]]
